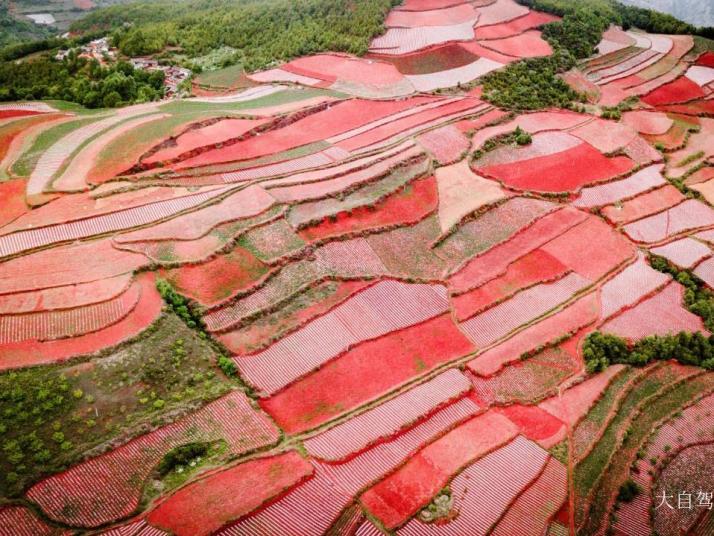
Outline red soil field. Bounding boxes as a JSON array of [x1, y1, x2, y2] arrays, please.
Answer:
[[177, 97, 435, 168], [452, 248, 569, 321], [145, 118, 269, 165], [475, 11, 559, 39], [287, 54, 406, 85], [467, 292, 600, 377], [449, 207, 588, 293], [386, 3, 476, 27], [0, 110, 41, 120], [698, 51, 714, 67], [642, 76, 706, 106], [480, 30, 553, 58], [360, 411, 519, 529], [161, 247, 270, 306], [396, 0, 473, 11], [147, 452, 313, 536], [298, 176, 438, 242], [0, 272, 161, 370], [218, 280, 373, 354], [0, 179, 28, 229], [455, 108, 509, 133], [0, 239, 148, 294], [477, 142, 635, 193], [0, 505, 60, 536], [540, 215, 636, 281], [260, 314, 475, 434], [369, 44, 480, 75], [497, 404, 565, 442], [335, 98, 481, 152], [659, 98, 714, 116], [602, 184, 685, 225]]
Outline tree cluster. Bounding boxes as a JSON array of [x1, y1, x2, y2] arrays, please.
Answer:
[[0, 52, 165, 107]]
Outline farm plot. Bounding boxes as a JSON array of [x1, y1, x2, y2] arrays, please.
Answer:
[[651, 237, 711, 269], [0, 272, 161, 370], [642, 75, 706, 106], [573, 165, 667, 208], [474, 0, 529, 27], [396, 436, 550, 535], [218, 280, 373, 354], [623, 110, 674, 135], [601, 282, 708, 340], [452, 248, 569, 321], [0, 179, 30, 229], [233, 280, 450, 395], [0, 278, 140, 344], [490, 456, 567, 536], [478, 30, 552, 58], [459, 272, 591, 347], [497, 403, 568, 447], [693, 256, 714, 288], [238, 218, 306, 263], [475, 140, 635, 193], [594, 25, 636, 56], [0, 187, 231, 259], [0, 505, 65, 536], [304, 368, 471, 462], [470, 342, 579, 405], [147, 452, 312, 536], [405, 57, 505, 92], [26, 391, 279, 528], [612, 393, 714, 536], [386, 3, 477, 27], [177, 97, 431, 169], [298, 175, 438, 242], [116, 185, 276, 243], [476, 132, 582, 168], [143, 117, 269, 165], [369, 22, 475, 55], [599, 253, 670, 320], [435, 160, 508, 234], [361, 410, 519, 529], [0, 238, 148, 294], [652, 443, 714, 536], [622, 199, 714, 243], [448, 207, 587, 293], [666, 118, 714, 179], [602, 185, 685, 225], [0, 273, 132, 315], [570, 118, 637, 154], [466, 291, 599, 377], [435, 196, 560, 271], [161, 247, 270, 306], [369, 43, 480, 75], [202, 238, 388, 332], [259, 313, 475, 433], [471, 111, 590, 150], [416, 124, 469, 164], [475, 10, 559, 39]]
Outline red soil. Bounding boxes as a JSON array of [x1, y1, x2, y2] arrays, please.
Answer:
[[161, 247, 270, 307], [698, 51, 714, 68], [475, 11, 559, 40], [456, 108, 510, 133], [298, 176, 438, 242], [386, 3, 477, 28], [602, 185, 685, 225], [478, 143, 636, 193], [0, 272, 161, 370], [218, 280, 373, 354], [0, 179, 28, 229], [449, 207, 588, 294], [147, 452, 313, 536], [177, 97, 436, 168], [467, 292, 600, 377], [369, 44, 480, 75], [480, 30, 553, 59], [497, 404, 565, 441], [659, 99, 714, 116], [460, 40, 520, 64], [335, 97, 481, 152], [360, 411, 519, 529], [540, 216, 636, 281], [642, 76, 706, 106], [397, 0, 471, 10], [0, 239, 148, 294], [287, 54, 406, 85], [0, 110, 41, 120], [145, 118, 268, 165], [452, 248, 570, 321], [260, 314, 475, 434], [73, 0, 94, 9]]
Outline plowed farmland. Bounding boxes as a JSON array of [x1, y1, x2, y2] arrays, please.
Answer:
[[2, 1, 714, 535]]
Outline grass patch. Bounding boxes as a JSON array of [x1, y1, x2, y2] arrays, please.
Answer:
[[0, 314, 232, 498]]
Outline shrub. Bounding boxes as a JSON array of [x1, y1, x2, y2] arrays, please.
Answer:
[[617, 479, 641, 502], [157, 442, 210, 476]]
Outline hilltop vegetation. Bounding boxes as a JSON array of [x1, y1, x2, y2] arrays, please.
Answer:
[[0, 0, 50, 47], [72, 0, 400, 72]]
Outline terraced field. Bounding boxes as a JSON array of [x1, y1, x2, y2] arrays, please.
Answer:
[[1, 1, 714, 535]]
